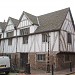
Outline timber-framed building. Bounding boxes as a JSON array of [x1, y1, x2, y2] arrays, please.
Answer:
[[0, 8, 75, 71]]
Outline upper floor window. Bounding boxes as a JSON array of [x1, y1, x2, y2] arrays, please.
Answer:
[[36, 54, 46, 61], [23, 36, 28, 44], [42, 33, 48, 42], [67, 33, 71, 44], [0, 34, 1, 38], [8, 38, 12, 45], [7, 31, 13, 37], [20, 28, 30, 35]]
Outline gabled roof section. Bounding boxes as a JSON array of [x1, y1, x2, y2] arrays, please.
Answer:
[[7, 17, 19, 27], [35, 8, 70, 33], [0, 22, 7, 32], [69, 9, 75, 31], [19, 11, 38, 25]]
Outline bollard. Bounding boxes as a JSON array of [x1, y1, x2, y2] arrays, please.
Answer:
[[25, 63, 31, 74], [52, 64, 54, 75], [47, 64, 50, 73], [70, 62, 72, 72]]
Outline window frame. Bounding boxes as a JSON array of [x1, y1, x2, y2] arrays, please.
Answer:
[[42, 33, 47, 42], [23, 36, 28, 44], [8, 38, 12, 45], [36, 54, 46, 62], [7, 31, 14, 37], [67, 33, 72, 44], [20, 28, 30, 35], [0, 34, 1, 38]]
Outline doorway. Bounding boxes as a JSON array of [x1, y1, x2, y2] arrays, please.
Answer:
[[20, 53, 28, 68]]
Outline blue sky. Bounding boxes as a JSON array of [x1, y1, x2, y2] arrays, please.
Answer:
[[0, 0, 75, 23]]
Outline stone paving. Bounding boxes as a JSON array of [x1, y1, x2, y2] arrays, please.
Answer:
[[7, 68, 75, 75]]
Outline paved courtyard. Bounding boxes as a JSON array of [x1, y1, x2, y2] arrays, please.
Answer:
[[0, 68, 75, 75]]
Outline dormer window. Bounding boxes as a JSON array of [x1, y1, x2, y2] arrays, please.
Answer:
[[20, 28, 30, 35], [7, 31, 13, 37]]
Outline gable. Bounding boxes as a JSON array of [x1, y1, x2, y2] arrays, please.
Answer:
[[5, 19, 14, 31], [18, 13, 32, 28], [21, 14, 27, 21], [61, 11, 74, 33]]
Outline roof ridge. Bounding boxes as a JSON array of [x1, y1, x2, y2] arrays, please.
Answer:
[[23, 11, 36, 17], [38, 7, 70, 17], [9, 17, 19, 21]]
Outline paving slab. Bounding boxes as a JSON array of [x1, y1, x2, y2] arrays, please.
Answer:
[[8, 68, 75, 75]]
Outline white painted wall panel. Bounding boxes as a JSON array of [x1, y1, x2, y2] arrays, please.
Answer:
[[5, 19, 14, 31], [60, 11, 75, 52], [30, 25, 38, 33], [0, 29, 2, 33], [0, 40, 3, 53], [4, 38, 16, 53], [1, 31, 59, 53], [18, 14, 32, 28]]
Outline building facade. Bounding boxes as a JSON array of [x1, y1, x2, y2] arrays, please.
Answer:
[[0, 8, 75, 71]]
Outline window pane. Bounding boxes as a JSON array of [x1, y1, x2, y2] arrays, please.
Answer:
[[42, 33, 48, 42], [0, 34, 1, 38], [23, 36, 28, 44], [20, 28, 30, 35], [67, 33, 71, 43], [8, 38, 12, 45], [7, 31, 13, 37], [37, 54, 45, 61]]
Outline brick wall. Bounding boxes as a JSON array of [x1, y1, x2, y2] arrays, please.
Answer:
[[28, 53, 36, 69], [56, 53, 75, 70]]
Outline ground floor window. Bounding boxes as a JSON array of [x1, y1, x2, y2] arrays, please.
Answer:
[[36, 54, 46, 61]]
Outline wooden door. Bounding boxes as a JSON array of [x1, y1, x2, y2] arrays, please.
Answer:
[[20, 53, 28, 68]]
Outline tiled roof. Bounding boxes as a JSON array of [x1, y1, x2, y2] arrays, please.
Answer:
[[0, 22, 7, 31], [24, 11, 38, 25], [19, 11, 38, 25], [0, 8, 74, 33], [35, 8, 70, 33], [9, 17, 19, 27]]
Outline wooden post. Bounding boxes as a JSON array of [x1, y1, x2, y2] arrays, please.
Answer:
[[47, 33, 50, 73], [52, 64, 54, 75]]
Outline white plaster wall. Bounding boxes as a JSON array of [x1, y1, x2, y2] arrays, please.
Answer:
[[17, 31, 59, 53], [0, 29, 2, 33], [60, 11, 75, 52], [4, 38, 16, 53]]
